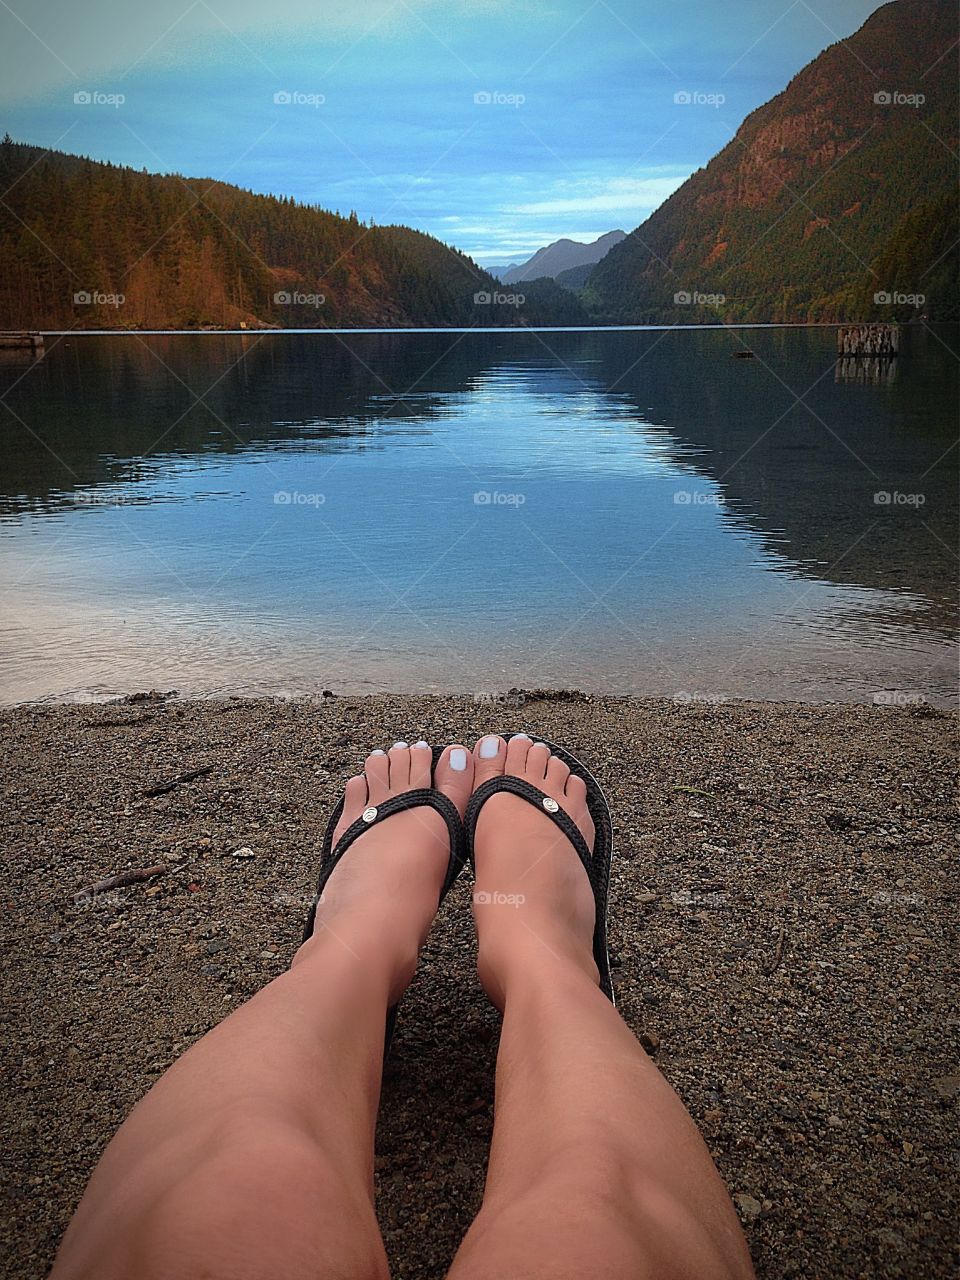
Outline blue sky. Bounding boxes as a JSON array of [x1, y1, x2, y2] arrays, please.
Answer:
[[2, 0, 884, 266]]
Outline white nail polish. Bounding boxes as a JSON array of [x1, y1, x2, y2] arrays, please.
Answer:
[[450, 748, 468, 771], [414, 740, 429, 748], [534, 741, 548, 749], [370, 749, 386, 756], [479, 736, 500, 759], [513, 733, 531, 741], [392, 741, 408, 749]]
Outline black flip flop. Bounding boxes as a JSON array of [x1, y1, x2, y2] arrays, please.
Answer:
[[463, 734, 615, 1003], [302, 746, 467, 1049]]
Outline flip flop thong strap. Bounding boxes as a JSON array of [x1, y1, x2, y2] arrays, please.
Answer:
[[330, 787, 464, 873], [303, 789, 465, 944], [464, 775, 597, 886]]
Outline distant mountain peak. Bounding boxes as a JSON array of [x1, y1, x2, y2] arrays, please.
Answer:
[[500, 229, 626, 283]]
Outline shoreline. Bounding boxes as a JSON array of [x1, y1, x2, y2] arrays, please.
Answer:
[[5, 682, 957, 712], [37, 321, 857, 336], [2, 693, 957, 1279]]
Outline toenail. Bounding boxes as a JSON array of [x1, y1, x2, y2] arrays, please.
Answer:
[[362, 806, 378, 822], [542, 797, 560, 813], [479, 736, 500, 758], [450, 748, 468, 771], [414, 740, 429, 748], [370, 749, 386, 756], [513, 733, 531, 740], [392, 741, 408, 749], [534, 741, 548, 749]]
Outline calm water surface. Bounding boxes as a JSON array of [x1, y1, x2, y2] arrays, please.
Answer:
[[1, 327, 956, 704]]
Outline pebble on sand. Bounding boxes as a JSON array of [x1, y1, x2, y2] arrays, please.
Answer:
[[734, 1193, 762, 1220]]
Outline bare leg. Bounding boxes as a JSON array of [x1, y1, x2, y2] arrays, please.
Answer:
[[449, 735, 755, 1280], [51, 740, 475, 1280]]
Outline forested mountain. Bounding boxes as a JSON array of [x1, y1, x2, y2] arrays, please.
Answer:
[[2, 0, 955, 331], [587, 0, 958, 323], [0, 137, 584, 330]]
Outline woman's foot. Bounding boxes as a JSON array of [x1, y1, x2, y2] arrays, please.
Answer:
[[298, 741, 474, 1003], [469, 734, 599, 1008]]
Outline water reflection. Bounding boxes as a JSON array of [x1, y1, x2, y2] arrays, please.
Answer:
[[835, 355, 899, 385], [0, 327, 956, 703]]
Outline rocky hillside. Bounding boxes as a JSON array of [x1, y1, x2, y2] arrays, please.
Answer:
[[588, 0, 958, 323]]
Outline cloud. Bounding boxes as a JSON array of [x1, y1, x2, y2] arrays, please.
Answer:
[[0, 0, 523, 99], [3, 0, 885, 265], [504, 175, 688, 216]]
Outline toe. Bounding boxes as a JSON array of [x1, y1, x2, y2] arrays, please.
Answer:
[[473, 734, 507, 787], [388, 742, 411, 790], [503, 733, 532, 775], [546, 753, 571, 793], [563, 772, 595, 849], [409, 740, 432, 789], [344, 774, 370, 814], [332, 773, 369, 846], [525, 741, 550, 781], [364, 748, 389, 802], [435, 743, 474, 817], [564, 773, 587, 807]]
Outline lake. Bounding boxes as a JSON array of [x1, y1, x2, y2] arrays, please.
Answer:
[[0, 326, 956, 705]]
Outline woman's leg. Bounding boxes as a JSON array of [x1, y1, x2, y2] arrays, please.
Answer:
[[51, 740, 475, 1280], [448, 735, 755, 1280]]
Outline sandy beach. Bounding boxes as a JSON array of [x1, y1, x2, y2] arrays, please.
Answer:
[[1, 691, 957, 1279]]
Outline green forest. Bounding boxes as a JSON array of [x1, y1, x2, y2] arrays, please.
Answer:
[[0, 136, 583, 331]]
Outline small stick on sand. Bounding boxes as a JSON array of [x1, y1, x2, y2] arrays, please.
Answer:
[[762, 924, 787, 975], [144, 765, 213, 797], [73, 865, 167, 902]]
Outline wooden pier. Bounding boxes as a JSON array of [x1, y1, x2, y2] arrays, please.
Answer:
[[837, 324, 899, 357], [0, 331, 45, 354]]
